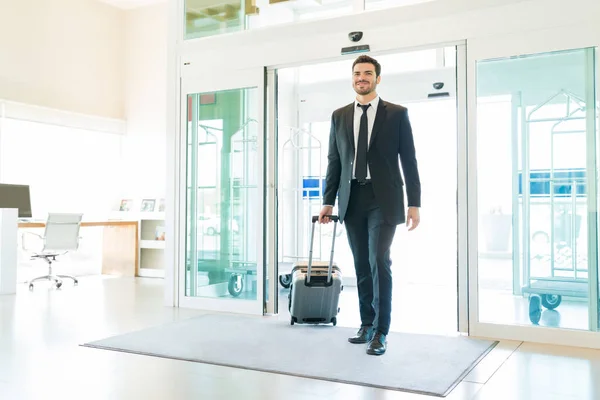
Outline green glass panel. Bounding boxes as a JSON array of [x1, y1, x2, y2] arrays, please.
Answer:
[[186, 87, 260, 300]]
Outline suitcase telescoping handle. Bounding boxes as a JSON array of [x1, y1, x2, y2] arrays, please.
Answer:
[[307, 215, 339, 284]]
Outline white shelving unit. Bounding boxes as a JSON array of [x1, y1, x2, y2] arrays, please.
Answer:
[[110, 211, 165, 278]]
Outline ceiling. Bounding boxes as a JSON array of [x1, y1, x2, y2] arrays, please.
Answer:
[[95, 0, 166, 9]]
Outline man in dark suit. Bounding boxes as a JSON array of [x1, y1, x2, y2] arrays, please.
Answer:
[[318, 55, 421, 356]]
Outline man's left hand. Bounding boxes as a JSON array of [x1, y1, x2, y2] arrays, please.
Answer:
[[406, 207, 420, 231]]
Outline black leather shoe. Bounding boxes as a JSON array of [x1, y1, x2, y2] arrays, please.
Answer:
[[348, 326, 374, 344], [367, 331, 387, 355]]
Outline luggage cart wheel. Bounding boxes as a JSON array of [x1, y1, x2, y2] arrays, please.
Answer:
[[279, 274, 292, 288], [228, 274, 244, 297], [331, 317, 337, 326], [541, 294, 562, 310], [529, 294, 542, 325]]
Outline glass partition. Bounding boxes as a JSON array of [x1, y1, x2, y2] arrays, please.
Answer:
[[184, 85, 263, 312], [185, 0, 354, 40], [475, 47, 599, 331]]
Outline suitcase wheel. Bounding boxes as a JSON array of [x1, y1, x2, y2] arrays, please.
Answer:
[[290, 317, 296, 326], [331, 317, 337, 326], [279, 274, 292, 288]]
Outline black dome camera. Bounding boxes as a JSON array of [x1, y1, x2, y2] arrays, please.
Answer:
[[348, 31, 363, 42], [433, 82, 444, 90]]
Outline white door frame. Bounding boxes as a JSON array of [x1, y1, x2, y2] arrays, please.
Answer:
[[265, 40, 470, 334], [456, 43, 469, 335], [466, 22, 600, 348], [177, 66, 267, 315], [265, 69, 279, 315]]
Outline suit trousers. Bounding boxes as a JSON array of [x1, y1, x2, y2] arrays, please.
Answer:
[[343, 180, 397, 335]]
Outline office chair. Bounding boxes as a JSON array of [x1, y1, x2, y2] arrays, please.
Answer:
[[22, 213, 83, 290]]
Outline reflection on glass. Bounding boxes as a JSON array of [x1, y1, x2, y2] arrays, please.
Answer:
[[186, 88, 259, 300], [185, 0, 354, 40], [476, 48, 598, 331]]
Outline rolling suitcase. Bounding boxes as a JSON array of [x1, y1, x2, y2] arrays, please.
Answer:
[[289, 215, 343, 326]]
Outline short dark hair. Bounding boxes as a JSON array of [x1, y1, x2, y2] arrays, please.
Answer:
[[352, 55, 381, 77]]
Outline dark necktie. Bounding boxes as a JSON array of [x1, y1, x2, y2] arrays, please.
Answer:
[[355, 103, 370, 182]]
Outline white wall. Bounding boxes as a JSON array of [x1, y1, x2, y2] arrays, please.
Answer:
[[0, 0, 125, 120], [121, 2, 168, 201]]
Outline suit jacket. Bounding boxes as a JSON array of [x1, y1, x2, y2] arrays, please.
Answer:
[[323, 98, 421, 225]]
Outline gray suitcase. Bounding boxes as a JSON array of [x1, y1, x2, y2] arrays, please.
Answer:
[[289, 215, 343, 326]]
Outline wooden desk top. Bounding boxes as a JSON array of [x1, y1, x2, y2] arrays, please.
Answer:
[[18, 220, 138, 228]]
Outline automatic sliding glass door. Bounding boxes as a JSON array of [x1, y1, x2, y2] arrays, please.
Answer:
[[179, 68, 266, 315], [272, 45, 465, 335], [469, 31, 600, 345]]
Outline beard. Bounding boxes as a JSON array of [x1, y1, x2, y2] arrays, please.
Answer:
[[354, 82, 374, 95]]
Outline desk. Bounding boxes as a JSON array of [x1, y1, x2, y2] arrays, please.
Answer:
[[18, 220, 139, 277]]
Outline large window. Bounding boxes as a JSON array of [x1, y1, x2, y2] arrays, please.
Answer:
[[0, 118, 123, 219], [185, 0, 354, 40], [183, 0, 440, 40]]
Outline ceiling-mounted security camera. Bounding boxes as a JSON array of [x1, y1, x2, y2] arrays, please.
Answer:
[[341, 31, 370, 55], [428, 81, 449, 98], [348, 31, 363, 42]]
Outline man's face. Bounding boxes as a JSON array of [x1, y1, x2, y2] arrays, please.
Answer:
[[353, 62, 380, 95]]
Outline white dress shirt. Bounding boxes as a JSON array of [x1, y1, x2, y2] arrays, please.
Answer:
[[323, 97, 380, 208], [353, 96, 379, 180]]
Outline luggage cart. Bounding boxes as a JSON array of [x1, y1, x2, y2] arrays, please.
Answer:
[[278, 126, 324, 288], [187, 121, 221, 296], [519, 90, 591, 323], [226, 118, 259, 296], [186, 118, 260, 298]]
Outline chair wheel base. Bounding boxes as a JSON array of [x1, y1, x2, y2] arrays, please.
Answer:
[[27, 274, 78, 290]]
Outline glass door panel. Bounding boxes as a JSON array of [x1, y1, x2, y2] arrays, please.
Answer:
[[179, 68, 265, 315], [474, 47, 599, 332]]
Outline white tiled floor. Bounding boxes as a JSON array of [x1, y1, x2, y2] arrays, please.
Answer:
[[1, 276, 600, 399]]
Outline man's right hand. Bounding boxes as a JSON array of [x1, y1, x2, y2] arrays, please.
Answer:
[[318, 205, 334, 224]]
